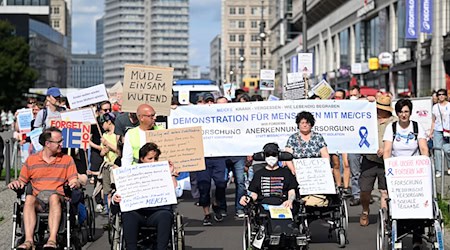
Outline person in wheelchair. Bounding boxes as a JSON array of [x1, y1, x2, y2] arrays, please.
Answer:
[[112, 142, 181, 250], [8, 127, 79, 249], [240, 143, 299, 235]]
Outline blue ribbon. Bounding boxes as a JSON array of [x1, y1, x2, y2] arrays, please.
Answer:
[[387, 168, 394, 176], [358, 126, 370, 148]]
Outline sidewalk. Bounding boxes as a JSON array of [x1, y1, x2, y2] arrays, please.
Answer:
[[0, 181, 18, 249]]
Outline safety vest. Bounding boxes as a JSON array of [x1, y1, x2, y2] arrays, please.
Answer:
[[128, 125, 163, 164]]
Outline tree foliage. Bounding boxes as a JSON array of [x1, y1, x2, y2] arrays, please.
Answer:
[[0, 20, 38, 111]]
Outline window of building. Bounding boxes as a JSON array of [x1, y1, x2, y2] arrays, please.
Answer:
[[355, 23, 362, 63], [238, 34, 244, 42], [396, 0, 407, 48], [238, 7, 245, 14], [250, 61, 258, 69], [251, 47, 258, 55], [238, 21, 245, 28], [339, 29, 349, 67], [251, 34, 258, 42], [230, 48, 236, 55], [229, 34, 236, 42], [229, 7, 236, 15], [239, 48, 245, 55], [53, 20, 60, 28], [367, 16, 380, 57], [53, 7, 59, 14], [251, 21, 257, 28]]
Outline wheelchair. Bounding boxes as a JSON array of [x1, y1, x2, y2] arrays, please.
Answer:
[[11, 185, 93, 250], [108, 206, 185, 250]]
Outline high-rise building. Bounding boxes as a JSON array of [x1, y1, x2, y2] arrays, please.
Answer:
[[103, 0, 189, 87], [221, 0, 270, 88], [210, 35, 221, 84], [71, 53, 104, 88], [96, 16, 104, 55]]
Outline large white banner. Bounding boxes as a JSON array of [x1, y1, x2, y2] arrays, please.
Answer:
[[294, 158, 336, 195], [168, 100, 378, 156], [113, 161, 177, 212], [384, 156, 433, 219]]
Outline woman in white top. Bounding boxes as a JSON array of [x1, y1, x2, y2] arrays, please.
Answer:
[[383, 98, 428, 250], [429, 89, 450, 177]]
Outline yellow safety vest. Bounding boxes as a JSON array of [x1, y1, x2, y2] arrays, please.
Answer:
[[128, 125, 163, 164]]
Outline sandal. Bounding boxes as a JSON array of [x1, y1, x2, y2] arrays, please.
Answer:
[[17, 240, 34, 250], [43, 240, 57, 249]]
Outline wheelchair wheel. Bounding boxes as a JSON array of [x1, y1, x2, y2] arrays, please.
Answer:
[[337, 229, 346, 248], [377, 208, 390, 250], [340, 199, 349, 232], [176, 213, 185, 250], [430, 219, 444, 250], [242, 215, 253, 250], [85, 195, 96, 241], [111, 213, 122, 250]]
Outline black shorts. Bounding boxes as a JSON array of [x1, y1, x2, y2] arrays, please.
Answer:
[[359, 157, 386, 192]]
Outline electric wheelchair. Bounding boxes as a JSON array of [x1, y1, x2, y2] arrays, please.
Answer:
[[242, 150, 309, 250], [376, 157, 445, 250], [11, 185, 95, 250]]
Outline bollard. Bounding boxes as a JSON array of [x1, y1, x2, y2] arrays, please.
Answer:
[[5, 139, 10, 184]]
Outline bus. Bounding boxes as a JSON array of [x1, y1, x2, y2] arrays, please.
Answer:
[[173, 79, 222, 104]]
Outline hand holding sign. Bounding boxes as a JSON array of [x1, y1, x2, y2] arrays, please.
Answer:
[[294, 158, 336, 195]]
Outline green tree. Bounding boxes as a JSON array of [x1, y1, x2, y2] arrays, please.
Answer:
[[0, 20, 38, 110]]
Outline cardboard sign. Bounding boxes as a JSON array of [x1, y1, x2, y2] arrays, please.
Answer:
[[294, 158, 336, 195], [50, 120, 91, 149], [27, 128, 43, 152], [60, 108, 97, 124], [260, 69, 275, 91], [113, 161, 178, 212], [384, 156, 433, 219], [311, 79, 335, 100], [146, 126, 205, 172], [284, 72, 305, 100], [17, 108, 33, 133], [67, 84, 109, 109], [122, 64, 174, 116]]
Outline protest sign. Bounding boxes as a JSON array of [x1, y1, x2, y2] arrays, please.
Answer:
[[384, 156, 433, 219], [268, 205, 293, 219], [168, 99, 378, 156], [297, 53, 313, 76], [60, 108, 97, 124], [122, 64, 174, 116], [50, 120, 91, 149], [146, 126, 205, 172], [67, 84, 109, 109], [113, 161, 177, 212], [284, 72, 305, 100], [294, 158, 336, 195], [311, 79, 335, 99], [268, 95, 280, 101], [223, 83, 237, 101], [260, 69, 275, 91], [27, 128, 43, 152], [17, 108, 33, 133]]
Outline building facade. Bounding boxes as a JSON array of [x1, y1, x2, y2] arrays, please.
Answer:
[[71, 53, 104, 88], [96, 16, 103, 55], [210, 35, 221, 84], [272, 0, 450, 97], [103, 0, 189, 87], [221, 0, 271, 90]]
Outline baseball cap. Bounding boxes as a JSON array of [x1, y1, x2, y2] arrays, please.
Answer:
[[46, 87, 62, 97], [203, 92, 215, 102]]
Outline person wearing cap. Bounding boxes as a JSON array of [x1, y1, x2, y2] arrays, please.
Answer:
[[358, 94, 396, 227], [33, 87, 65, 129], [197, 92, 215, 105]]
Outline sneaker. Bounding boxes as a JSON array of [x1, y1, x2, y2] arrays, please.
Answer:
[[342, 188, 352, 198], [220, 210, 228, 217], [447, 169, 450, 176], [236, 209, 245, 218], [214, 211, 223, 222], [359, 211, 369, 226], [436, 171, 442, 178], [349, 198, 360, 206], [95, 204, 103, 213], [203, 214, 212, 226]]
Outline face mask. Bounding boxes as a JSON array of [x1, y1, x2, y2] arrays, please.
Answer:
[[349, 96, 358, 100], [265, 156, 278, 167]]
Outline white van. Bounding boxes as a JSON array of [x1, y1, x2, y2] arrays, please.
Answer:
[[172, 79, 221, 104]]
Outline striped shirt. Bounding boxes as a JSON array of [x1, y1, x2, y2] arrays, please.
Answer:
[[19, 151, 78, 196]]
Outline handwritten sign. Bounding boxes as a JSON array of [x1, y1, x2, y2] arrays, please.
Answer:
[[60, 108, 97, 124], [294, 158, 336, 195], [27, 128, 43, 152], [17, 108, 33, 133], [384, 156, 433, 219], [122, 64, 174, 116], [146, 126, 205, 172], [113, 161, 177, 212], [311, 80, 335, 100], [67, 84, 109, 109], [50, 120, 91, 149], [284, 72, 305, 100]]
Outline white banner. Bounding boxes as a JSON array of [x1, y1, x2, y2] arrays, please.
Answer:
[[384, 156, 433, 219], [67, 84, 109, 109], [113, 161, 177, 212], [60, 108, 97, 124], [294, 158, 336, 195], [168, 100, 378, 156]]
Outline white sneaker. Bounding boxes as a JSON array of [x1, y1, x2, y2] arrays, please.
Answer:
[[436, 172, 442, 178], [95, 204, 103, 213], [448, 169, 450, 176]]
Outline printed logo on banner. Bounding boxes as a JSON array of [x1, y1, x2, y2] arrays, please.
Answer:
[[405, 0, 418, 39], [420, 0, 432, 34]]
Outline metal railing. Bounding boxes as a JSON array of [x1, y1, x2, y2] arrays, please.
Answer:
[[3, 138, 20, 185], [432, 147, 448, 199]]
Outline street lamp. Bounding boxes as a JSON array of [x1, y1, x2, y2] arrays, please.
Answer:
[[239, 51, 245, 88], [259, 0, 266, 71], [229, 69, 234, 83]]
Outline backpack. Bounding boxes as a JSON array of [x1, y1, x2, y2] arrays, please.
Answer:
[[392, 121, 419, 155], [41, 106, 66, 129]]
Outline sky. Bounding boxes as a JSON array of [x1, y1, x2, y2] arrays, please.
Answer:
[[72, 0, 221, 71]]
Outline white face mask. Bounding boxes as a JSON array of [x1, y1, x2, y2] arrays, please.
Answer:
[[349, 96, 358, 100], [265, 156, 278, 167]]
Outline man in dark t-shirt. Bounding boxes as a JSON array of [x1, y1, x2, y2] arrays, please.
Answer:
[[114, 112, 139, 141]]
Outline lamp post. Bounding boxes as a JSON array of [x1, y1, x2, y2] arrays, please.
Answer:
[[239, 39, 245, 88], [259, 0, 266, 71]]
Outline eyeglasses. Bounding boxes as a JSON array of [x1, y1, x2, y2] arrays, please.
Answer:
[[47, 139, 63, 144], [28, 101, 35, 105], [140, 113, 156, 118], [102, 109, 111, 112]]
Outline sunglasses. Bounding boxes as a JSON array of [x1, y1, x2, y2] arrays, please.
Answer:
[[438, 93, 446, 96], [102, 108, 111, 112], [265, 152, 278, 157], [47, 139, 63, 144]]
